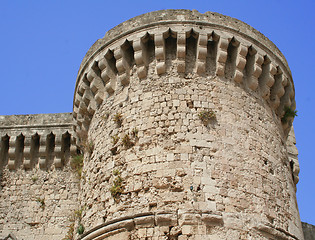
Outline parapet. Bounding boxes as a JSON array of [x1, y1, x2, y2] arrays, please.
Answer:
[[0, 9, 304, 240], [0, 113, 76, 170], [73, 9, 295, 138]]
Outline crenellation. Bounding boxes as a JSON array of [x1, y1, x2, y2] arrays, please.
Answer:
[[98, 58, 110, 85], [1, 9, 309, 240], [205, 33, 218, 76], [0, 114, 80, 239], [114, 40, 133, 86], [74, 98, 81, 113], [0, 113, 76, 171], [195, 32, 208, 74], [246, 47, 264, 91], [233, 41, 248, 83], [73, 17, 297, 137], [154, 31, 167, 75], [83, 88, 97, 116], [259, 56, 277, 100], [86, 65, 101, 98], [8, 136, 17, 170], [94, 89, 105, 107], [72, 10, 304, 240], [0, 135, 9, 168], [55, 132, 73, 169], [278, 78, 295, 116], [31, 133, 40, 169], [78, 101, 88, 116], [23, 136, 32, 169], [38, 134, 47, 169], [46, 132, 55, 168], [75, 91, 83, 110], [270, 68, 287, 110], [97, 67, 109, 96], [133, 35, 149, 79], [176, 31, 186, 73], [54, 134, 63, 168], [215, 34, 229, 76], [101, 50, 117, 96]]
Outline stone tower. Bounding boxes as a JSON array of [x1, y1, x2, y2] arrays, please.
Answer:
[[72, 9, 302, 239]]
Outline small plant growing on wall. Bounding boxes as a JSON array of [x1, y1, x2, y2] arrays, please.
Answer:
[[113, 112, 123, 127], [281, 106, 297, 123], [71, 155, 84, 178], [198, 110, 216, 125], [74, 206, 85, 221], [113, 169, 120, 176], [110, 170, 124, 201], [77, 224, 84, 235], [121, 134, 134, 149], [62, 206, 85, 240], [131, 127, 139, 139], [75, 206, 85, 235], [111, 134, 120, 145], [31, 175, 38, 182], [63, 222, 74, 240]]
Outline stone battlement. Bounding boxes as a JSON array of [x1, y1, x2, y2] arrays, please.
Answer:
[[0, 113, 77, 170], [73, 9, 295, 138], [0, 9, 308, 240]]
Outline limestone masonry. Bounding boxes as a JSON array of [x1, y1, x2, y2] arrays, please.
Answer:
[[0, 9, 310, 240]]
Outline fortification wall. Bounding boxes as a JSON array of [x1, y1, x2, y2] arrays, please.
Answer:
[[302, 222, 315, 240], [73, 9, 303, 240], [0, 9, 308, 240], [0, 113, 80, 240], [0, 113, 303, 240]]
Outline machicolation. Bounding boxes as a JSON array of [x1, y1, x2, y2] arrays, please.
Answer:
[[0, 9, 311, 240]]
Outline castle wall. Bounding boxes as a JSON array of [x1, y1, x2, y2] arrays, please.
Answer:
[[302, 222, 315, 240], [0, 9, 307, 240], [0, 113, 80, 240], [79, 67, 302, 240], [73, 10, 303, 240], [0, 167, 79, 240]]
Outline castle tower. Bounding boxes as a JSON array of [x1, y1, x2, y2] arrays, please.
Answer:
[[74, 10, 303, 239]]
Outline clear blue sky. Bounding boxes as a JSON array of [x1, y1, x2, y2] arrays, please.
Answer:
[[0, 0, 314, 225]]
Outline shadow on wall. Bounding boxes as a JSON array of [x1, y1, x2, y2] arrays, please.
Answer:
[[302, 222, 315, 240], [0, 233, 17, 240]]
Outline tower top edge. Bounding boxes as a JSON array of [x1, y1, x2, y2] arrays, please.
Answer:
[[0, 113, 73, 130], [79, 9, 290, 74]]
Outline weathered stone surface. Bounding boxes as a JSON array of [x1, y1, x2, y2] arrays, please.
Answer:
[[0, 9, 307, 240], [0, 113, 76, 170], [0, 113, 80, 240], [74, 10, 296, 138], [73, 9, 303, 240], [302, 222, 315, 240]]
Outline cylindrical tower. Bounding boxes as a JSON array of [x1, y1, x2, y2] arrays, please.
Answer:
[[73, 10, 303, 239]]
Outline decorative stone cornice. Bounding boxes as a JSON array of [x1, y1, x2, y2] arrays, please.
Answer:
[[73, 9, 295, 137], [0, 113, 77, 170], [78, 211, 223, 240], [78, 210, 301, 240]]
